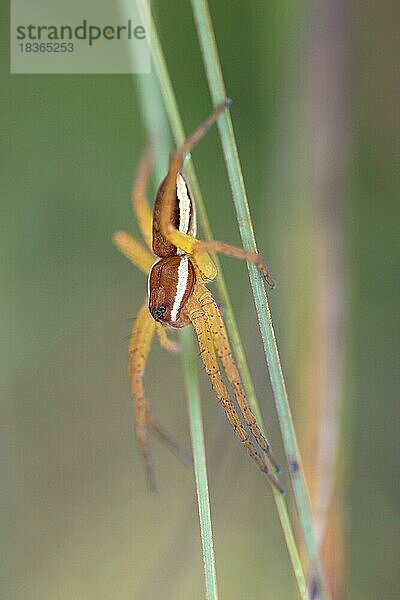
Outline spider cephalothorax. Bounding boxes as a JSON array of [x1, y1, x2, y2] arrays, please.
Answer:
[[113, 101, 283, 494]]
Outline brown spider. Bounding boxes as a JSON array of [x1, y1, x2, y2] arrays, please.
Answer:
[[113, 101, 283, 494]]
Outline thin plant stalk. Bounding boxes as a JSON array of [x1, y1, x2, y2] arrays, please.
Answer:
[[182, 328, 219, 600], [190, 1, 330, 598], [137, 2, 309, 598]]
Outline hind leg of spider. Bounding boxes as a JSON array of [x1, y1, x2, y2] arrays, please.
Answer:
[[112, 231, 155, 274], [197, 285, 281, 473], [130, 300, 191, 492], [132, 146, 154, 251], [186, 296, 285, 494]]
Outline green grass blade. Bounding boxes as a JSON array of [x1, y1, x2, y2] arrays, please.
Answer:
[[190, 1, 330, 598], [182, 328, 219, 600]]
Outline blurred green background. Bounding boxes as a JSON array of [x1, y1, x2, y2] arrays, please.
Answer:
[[2, 1, 399, 599]]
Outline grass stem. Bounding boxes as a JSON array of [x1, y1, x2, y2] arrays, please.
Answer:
[[182, 328, 219, 600]]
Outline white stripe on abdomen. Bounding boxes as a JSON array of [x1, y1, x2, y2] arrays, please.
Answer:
[[170, 256, 189, 322], [176, 173, 191, 255]]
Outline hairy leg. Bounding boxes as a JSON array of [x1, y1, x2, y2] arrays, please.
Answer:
[[132, 147, 154, 251], [186, 296, 284, 493], [155, 323, 181, 353], [129, 300, 158, 492], [112, 231, 155, 274], [195, 240, 275, 289], [129, 300, 190, 492], [197, 285, 281, 472]]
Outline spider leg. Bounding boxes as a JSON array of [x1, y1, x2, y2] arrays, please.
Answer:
[[132, 147, 154, 251], [156, 98, 274, 287], [195, 240, 275, 289], [129, 300, 190, 492], [147, 412, 193, 468], [174, 99, 232, 163], [158, 101, 231, 282], [156, 324, 181, 353], [186, 296, 284, 494], [113, 231, 155, 274], [196, 285, 281, 473], [129, 300, 158, 492]]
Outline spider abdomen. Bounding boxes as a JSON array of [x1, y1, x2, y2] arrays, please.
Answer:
[[152, 171, 196, 258], [148, 255, 196, 328]]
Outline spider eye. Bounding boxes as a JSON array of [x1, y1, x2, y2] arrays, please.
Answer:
[[151, 305, 167, 321]]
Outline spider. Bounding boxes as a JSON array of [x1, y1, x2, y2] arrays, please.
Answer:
[[113, 100, 284, 494]]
